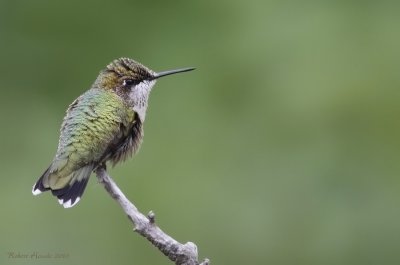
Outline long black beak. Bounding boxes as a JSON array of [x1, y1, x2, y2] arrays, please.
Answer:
[[153, 67, 195, 79]]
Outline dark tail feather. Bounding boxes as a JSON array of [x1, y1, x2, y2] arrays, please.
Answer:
[[52, 176, 90, 208], [32, 167, 51, 195], [32, 165, 93, 208]]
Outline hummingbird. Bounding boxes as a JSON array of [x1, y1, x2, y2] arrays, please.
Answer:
[[32, 58, 194, 208]]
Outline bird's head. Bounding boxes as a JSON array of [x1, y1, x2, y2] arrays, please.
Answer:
[[94, 57, 194, 120]]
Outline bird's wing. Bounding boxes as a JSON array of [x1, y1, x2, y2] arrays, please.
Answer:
[[46, 89, 134, 189]]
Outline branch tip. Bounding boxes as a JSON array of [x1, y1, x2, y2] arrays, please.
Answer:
[[147, 210, 156, 223], [200, 258, 210, 265]]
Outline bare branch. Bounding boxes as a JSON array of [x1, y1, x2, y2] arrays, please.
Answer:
[[95, 167, 209, 265]]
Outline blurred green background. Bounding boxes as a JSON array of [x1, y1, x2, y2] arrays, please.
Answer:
[[1, 0, 400, 264]]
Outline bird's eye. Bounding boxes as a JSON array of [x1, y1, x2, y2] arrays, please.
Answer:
[[122, 79, 137, 87]]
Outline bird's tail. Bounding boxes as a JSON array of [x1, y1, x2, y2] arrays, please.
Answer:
[[32, 164, 93, 208]]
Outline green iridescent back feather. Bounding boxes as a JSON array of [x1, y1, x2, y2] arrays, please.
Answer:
[[44, 88, 140, 190]]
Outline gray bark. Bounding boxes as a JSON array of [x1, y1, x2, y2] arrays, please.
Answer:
[[95, 167, 209, 265]]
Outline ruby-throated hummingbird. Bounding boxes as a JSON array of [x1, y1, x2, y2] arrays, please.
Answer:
[[32, 58, 194, 208]]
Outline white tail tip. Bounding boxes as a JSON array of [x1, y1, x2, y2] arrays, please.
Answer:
[[32, 185, 43, 196], [58, 197, 81, 208]]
